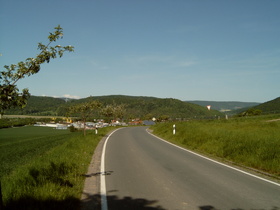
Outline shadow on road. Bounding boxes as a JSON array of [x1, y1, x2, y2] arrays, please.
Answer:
[[81, 193, 166, 210], [106, 195, 166, 210], [81, 192, 280, 210], [82, 170, 114, 177], [4, 193, 280, 210]]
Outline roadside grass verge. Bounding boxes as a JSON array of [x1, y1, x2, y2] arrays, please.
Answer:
[[0, 126, 115, 209], [151, 115, 280, 178]]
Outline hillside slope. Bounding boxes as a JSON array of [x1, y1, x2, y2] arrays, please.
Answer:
[[252, 97, 280, 114]]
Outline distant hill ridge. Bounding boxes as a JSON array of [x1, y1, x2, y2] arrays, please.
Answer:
[[186, 101, 260, 112], [6, 95, 222, 119], [5, 95, 279, 118]]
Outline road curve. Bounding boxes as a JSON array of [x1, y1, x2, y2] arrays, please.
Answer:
[[103, 127, 280, 210]]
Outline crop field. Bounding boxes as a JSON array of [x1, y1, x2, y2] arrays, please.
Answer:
[[151, 115, 280, 178], [0, 126, 75, 178], [0, 125, 115, 209]]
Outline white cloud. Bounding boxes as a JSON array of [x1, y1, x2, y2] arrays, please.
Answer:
[[49, 94, 81, 99], [62, 94, 81, 99]]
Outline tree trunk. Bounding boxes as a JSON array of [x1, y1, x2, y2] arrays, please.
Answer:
[[83, 121, 86, 136]]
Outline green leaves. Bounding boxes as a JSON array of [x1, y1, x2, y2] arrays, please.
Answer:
[[69, 101, 102, 118], [100, 103, 126, 122], [0, 85, 30, 116], [48, 24, 63, 42], [0, 25, 74, 116]]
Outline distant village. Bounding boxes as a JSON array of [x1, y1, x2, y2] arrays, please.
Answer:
[[34, 118, 156, 130]]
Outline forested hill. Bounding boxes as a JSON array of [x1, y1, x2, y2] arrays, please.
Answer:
[[79, 95, 223, 119], [5, 95, 222, 119], [251, 97, 280, 114], [6, 96, 67, 116]]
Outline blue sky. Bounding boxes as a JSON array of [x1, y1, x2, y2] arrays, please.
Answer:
[[1, 0, 280, 102]]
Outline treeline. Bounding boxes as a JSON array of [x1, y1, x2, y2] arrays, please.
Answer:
[[6, 95, 223, 120], [0, 118, 52, 129]]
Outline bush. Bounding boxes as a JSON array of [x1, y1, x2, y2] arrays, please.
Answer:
[[0, 119, 12, 129], [68, 125, 77, 132]]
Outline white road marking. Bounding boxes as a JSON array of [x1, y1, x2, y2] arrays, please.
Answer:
[[101, 128, 124, 210]]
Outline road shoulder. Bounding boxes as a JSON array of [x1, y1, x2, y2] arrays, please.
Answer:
[[80, 131, 114, 210]]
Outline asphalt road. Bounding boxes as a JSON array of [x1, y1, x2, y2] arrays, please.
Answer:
[[103, 127, 280, 210]]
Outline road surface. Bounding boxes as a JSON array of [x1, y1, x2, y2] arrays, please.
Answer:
[[102, 127, 280, 210]]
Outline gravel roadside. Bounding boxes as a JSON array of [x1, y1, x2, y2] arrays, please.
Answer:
[[80, 131, 114, 210]]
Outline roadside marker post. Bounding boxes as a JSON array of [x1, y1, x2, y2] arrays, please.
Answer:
[[173, 124, 176, 135]]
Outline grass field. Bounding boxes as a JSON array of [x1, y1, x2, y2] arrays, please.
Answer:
[[0, 126, 115, 209], [0, 126, 75, 178], [151, 115, 280, 178]]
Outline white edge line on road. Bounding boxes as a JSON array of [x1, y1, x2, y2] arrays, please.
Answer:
[[101, 128, 124, 210], [146, 128, 280, 187]]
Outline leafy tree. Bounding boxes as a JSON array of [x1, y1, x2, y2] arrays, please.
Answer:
[[112, 104, 126, 121], [158, 115, 170, 122], [56, 105, 69, 116], [144, 113, 154, 120], [0, 25, 74, 118], [69, 100, 102, 136], [101, 103, 126, 122], [101, 104, 114, 122]]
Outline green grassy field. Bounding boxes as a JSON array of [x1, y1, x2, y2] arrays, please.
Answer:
[[0, 126, 76, 178], [151, 115, 280, 178], [0, 126, 115, 209]]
